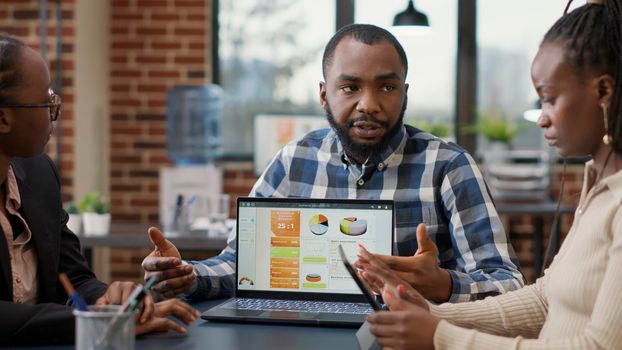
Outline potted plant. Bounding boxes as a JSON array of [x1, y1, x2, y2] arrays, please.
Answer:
[[408, 119, 453, 140], [79, 192, 110, 236], [463, 110, 526, 162], [64, 201, 82, 235]]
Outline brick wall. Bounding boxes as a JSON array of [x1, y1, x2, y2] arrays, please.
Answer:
[[109, 0, 211, 223], [0, 0, 76, 202]]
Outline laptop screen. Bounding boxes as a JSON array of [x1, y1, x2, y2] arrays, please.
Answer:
[[236, 197, 394, 296]]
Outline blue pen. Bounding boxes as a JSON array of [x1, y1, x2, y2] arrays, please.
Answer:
[[59, 273, 87, 311]]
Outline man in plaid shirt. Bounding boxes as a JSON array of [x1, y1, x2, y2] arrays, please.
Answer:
[[142, 24, 524, 303]]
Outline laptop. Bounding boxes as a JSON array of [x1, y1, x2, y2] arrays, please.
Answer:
[[201, 197, 395, 327]]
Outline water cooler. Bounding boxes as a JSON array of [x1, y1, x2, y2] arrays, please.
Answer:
[[160, 85, 225, 235]]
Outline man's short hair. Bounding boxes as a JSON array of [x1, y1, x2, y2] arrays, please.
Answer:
[[322, 24, 408, 80]]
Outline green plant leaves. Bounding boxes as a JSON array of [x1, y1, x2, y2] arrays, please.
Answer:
[[463, 110, 526, 143], [78, 191, 108, 214]]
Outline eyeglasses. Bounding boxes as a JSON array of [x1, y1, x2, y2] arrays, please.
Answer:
[[0, 89, 62, 121]]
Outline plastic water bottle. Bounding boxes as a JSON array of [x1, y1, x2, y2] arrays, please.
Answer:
[[167, 85, 223, 165]]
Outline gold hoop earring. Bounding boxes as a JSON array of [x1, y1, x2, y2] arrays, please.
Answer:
[[602, 103, 613, 145]]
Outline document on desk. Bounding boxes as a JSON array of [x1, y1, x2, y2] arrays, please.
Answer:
[[356, 321, 381, 350]]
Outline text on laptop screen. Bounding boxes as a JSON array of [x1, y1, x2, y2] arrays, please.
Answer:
[[237, 199, 393, 294]]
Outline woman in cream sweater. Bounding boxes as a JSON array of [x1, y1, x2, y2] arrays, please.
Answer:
[[358, 1, 622, 349]]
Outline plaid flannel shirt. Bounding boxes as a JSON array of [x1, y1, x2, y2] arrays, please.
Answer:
[[184, 125, 524, 302]]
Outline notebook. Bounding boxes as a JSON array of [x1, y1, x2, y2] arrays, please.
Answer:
[[201, 197, 395, 327]]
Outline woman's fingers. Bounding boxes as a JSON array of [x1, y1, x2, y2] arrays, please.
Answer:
[[138, 293, 155, 323], [135, 299, 200, 335], [153, 299, 201, 325], [358, 269, 384, 293], [137, 317, 187, 335], [95, 281, 138, 306]]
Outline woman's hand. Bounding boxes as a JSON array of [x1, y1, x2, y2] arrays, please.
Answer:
[[354, 223, 451, 303], [367, 306, 439, 350], [356, 242, 429, 311], [95, 281, 155, 323], [136, 298, 201, 335]]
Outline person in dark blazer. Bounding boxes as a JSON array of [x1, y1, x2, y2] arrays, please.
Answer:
[[0, 34, 200, 346]]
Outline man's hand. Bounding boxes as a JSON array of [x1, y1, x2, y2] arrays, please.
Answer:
[[141, 227, 196, 300], [95, 281, 154, 323], [135, 298, 201, 335], [355, 223, 452, 303]]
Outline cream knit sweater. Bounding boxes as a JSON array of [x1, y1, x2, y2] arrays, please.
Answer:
[[430, 162, 622, 349]]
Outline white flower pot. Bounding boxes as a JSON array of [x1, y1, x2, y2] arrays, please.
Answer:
[[82, 213, 111, 236], [67, 213, 82, 235]]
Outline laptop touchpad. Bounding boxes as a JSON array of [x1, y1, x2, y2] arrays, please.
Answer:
[[259, 311, 320, 319]]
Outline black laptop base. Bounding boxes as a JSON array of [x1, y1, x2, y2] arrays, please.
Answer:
[[201, 299, 367, 328]]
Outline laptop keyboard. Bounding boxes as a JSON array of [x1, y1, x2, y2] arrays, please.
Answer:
[[228, 298, 374, 314]]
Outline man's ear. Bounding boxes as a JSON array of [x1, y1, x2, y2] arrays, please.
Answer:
[[595, 74, 614, 108], [319, 81, 327, 110], [405, 82, 409, 94], [0, 110, 11, 134]]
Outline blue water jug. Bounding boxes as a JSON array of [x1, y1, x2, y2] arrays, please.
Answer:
[[167, 85, 223, 165]]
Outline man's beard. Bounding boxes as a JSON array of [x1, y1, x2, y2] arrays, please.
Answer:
[[325, 96, 407, 162]]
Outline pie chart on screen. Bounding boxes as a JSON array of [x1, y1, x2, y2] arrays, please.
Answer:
[[308, 214, 329, 235], [339, 217, 367, 236]]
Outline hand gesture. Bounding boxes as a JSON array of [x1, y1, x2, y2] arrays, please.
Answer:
[[141, 227, 196, 300], [356, 243, 429, 311], [355, 223, 451, 302]]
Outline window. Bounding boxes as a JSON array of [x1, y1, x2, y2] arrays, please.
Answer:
[[217, 1, 583, 156], [356, 0, 457, 138], [477, 0, 582, 150], [218, 1, 335, 156]]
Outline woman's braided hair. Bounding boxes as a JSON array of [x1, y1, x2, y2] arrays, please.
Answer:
[[542, 0, 622, 154]]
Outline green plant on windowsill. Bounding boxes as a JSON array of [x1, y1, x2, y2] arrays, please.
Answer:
[[407, 119, 453, 138], [463, 110, 526, 144], [78, 191, 108, 214]]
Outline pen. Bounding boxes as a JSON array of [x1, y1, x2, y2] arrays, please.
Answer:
[[58, 273, 87, 311], [128, 276, 159, 312], [95, 276, 159, 347], [119, 284, 145, 312]]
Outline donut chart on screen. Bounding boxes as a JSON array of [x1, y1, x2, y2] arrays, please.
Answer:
[[305, 273, 321, 282], [339, 216, 367, 236], [308, 214, 329, 235]]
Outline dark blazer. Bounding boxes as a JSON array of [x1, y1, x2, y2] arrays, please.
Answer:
[[0, 155, 107, 346]]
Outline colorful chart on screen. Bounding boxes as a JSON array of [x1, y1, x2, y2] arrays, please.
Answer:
[[308, 214, 329, 235], [238, 277, 255, 286], [305, 273, 321, 282], [339, 217, 368, 236]]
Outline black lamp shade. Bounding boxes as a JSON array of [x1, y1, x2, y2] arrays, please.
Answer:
[[393, 0, 429, 27]]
